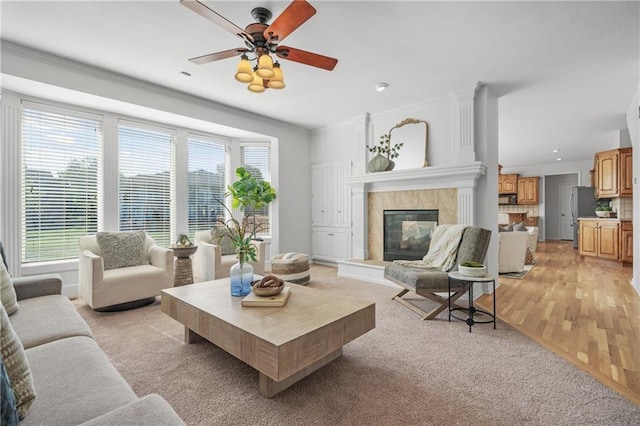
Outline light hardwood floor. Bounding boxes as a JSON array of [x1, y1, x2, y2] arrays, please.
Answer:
[[476, 240, 640, 406]]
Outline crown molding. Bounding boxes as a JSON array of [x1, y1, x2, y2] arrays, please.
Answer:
[[0, 40, 310, 136]]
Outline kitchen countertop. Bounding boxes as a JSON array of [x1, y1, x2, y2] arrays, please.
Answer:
[[578, 216, 630, 221]]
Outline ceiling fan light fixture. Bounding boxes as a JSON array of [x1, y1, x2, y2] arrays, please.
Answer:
[[234, 54, 253, 83], [256, 53, 275, 79], [248, 68, 266, 93], [268, 62, 286, 89]]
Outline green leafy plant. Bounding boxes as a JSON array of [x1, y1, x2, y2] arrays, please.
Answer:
[[368, 134, 404, 160], [217, 210, 257, 264], [460, 261, 485, 268], [214, 167, 277, 264], [595, 202, 612, 211], [226, 167, 277, 236]]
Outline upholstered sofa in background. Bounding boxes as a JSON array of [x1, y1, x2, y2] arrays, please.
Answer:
[[78, 232, 173, 311], [193, 229, 265, 282], [1, 256, 183, 424]]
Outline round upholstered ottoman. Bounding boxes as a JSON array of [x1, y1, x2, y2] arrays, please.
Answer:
[[271, 252, 310, 285]]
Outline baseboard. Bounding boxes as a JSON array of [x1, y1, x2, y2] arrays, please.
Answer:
[[63, 283, 79, 299]]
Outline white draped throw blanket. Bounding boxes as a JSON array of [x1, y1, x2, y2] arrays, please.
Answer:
[[392, 224, 468, 271]]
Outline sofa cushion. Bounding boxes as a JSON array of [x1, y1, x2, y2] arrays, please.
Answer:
[[22, 336, 138, 426], [1, 358, 19, 426], [9, 295, 94, 350], [96, 231, 148, 270], [1, 262, 18, 315], [0, 305, 36, 420], [79, 394, 185, 426], [210, 226, 235, 255], [513, 221, 527, 231]]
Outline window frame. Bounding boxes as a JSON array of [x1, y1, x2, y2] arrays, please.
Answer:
[[20, 101, 103, 264]]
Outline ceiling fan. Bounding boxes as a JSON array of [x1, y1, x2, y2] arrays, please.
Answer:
[[181, 0, 338, 92]]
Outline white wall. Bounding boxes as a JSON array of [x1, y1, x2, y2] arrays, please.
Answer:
[[1, 43, 312, 294], [311, 94, 457, 169]]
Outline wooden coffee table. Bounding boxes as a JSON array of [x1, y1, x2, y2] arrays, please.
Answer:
[[161, 279, 375, 397]]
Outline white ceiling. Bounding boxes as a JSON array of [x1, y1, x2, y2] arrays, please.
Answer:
[[1, 1, 638, 167]]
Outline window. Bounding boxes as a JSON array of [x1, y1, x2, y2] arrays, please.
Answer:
[[241, 145, 271, 235], [118, 122, 175, 247], [21, 104, 101, 262], [187, 135, 227, 234]]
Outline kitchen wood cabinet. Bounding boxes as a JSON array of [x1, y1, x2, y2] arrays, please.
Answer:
[[498, 173, 518, 194], [621, 221, 633, 264], [620, 149, 633, 196], [579, 219, 626, 262], [594, 147, 632, 198], [517, 176, 539, 204]]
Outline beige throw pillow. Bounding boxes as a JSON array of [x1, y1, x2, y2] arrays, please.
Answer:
[[0, 262, 18, 316], [210, 226, 236, 256], [0, 305, 36, 419], [96, 231, 148, 270]]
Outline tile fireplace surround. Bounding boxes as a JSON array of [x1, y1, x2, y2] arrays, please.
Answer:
[[339, 162, 486, 284]]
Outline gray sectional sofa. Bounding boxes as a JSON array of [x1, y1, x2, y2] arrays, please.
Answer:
[[9, 274, 184, 425]]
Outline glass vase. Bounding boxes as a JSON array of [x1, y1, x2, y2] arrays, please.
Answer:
[[230, 260, 254, 297]]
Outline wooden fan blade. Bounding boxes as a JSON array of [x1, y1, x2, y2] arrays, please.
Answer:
[[264, 0, 316, 43], [189, 48, 247, 65], [180, 0, 253, 42], [275, 46, 338, 71]]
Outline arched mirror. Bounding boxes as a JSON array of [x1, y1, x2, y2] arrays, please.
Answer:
[[389, 118, 429, 169]]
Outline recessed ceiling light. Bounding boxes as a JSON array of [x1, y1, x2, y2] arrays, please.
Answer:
[[374, 82, 389, 92], [553, 149, 560, 153], [180, 71, 192, 77], [556, 157, 563, 161]]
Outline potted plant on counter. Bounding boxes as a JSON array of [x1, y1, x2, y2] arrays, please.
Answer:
[[595, 202, 612, 218]]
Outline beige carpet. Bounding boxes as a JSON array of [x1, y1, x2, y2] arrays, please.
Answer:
[[75, 265, 639, 425]]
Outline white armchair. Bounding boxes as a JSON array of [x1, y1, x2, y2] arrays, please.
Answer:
[[78, 233, 173, 311], [193, 230, 265, 282], [498, 231, 529, 273]]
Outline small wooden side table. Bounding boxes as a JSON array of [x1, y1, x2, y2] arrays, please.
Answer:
[[447, 271, 496, 333], [171, 246, 198, 287]]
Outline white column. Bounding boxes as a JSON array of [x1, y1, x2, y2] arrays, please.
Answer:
[[101, 113, 119, 231], [457, 186, 476, 226], [350, 183, 368, 259], [451, 83, 481, 164], [174, 129, 189, 239], [0, 93, 22, 275], [352, 113, 370, 176]]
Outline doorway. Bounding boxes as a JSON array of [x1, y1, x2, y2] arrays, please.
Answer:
[[544, 173, 579, 240], [559, 184, 574, 240]]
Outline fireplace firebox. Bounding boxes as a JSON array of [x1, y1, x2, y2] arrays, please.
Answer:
[[383, 209, 439, 261]]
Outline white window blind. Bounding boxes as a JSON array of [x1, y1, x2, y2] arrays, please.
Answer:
[[118, 123, 175, 247], [187, 135, 227, 234], [241, 145, 271, 235], [21, 105, 101, 263]]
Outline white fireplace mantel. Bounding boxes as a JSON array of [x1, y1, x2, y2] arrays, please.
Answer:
[[345, 161, 487, 260], [345, 162, 487, 192]]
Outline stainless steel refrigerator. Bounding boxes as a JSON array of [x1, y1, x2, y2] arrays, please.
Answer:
[[570, 186, 596, 248]]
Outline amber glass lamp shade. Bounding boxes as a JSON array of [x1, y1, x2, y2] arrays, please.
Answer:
[[248, 70, 266, 93], [256, 54, 275, 79], [267, 63, 285, 89], [234, 55, 253, 83]]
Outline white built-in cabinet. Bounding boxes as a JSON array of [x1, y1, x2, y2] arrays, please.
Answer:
[[311, 160, 352, 262]]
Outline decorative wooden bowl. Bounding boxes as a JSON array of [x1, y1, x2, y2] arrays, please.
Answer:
[[252, 281, 284, 297]]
